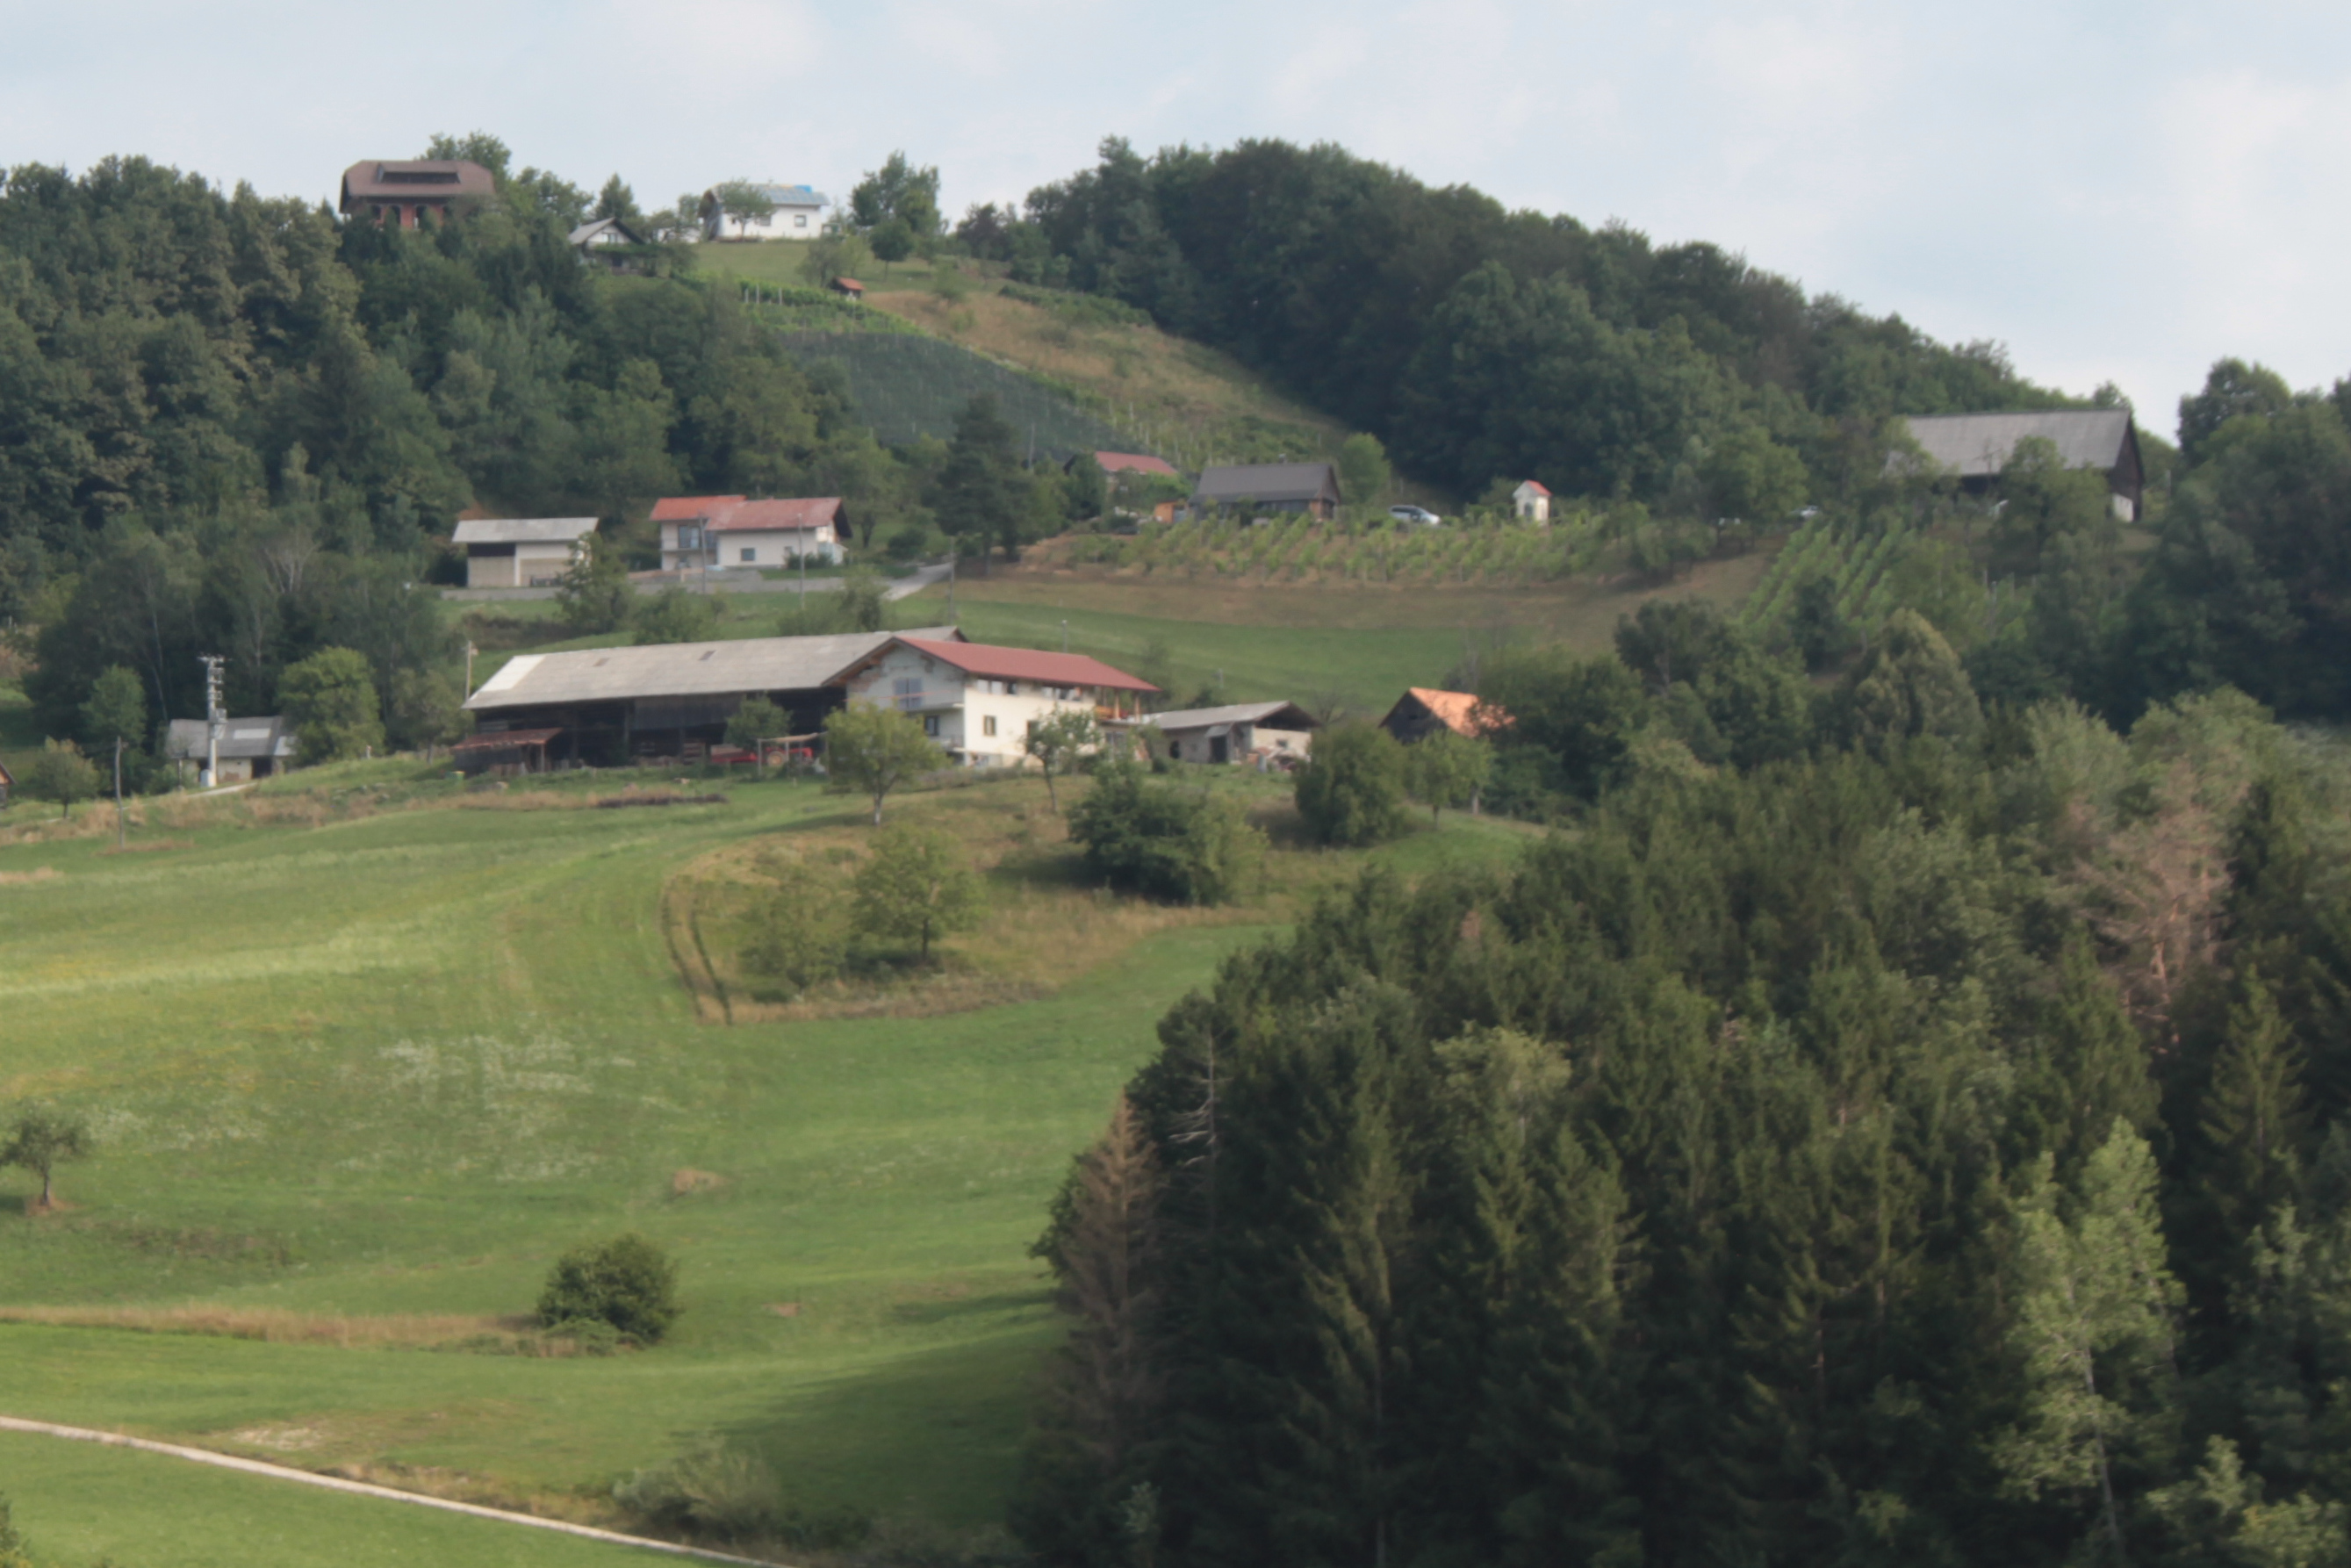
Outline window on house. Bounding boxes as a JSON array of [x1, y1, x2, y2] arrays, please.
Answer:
[[794, 214, 808, 228], [924, 715, 940, 737], [892, 677, 923, 713], [679, 524, 702, 550], [740, 548, 756, 563], [982, 716, 998, 737]]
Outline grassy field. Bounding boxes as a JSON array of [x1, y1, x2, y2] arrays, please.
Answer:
[[0, 1429, 683, 1568], [910, 545, 1774, 714], [0, 759, 1530, 1562]]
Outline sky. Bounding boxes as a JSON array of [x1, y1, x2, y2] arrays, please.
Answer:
[[2, 0, 2346, 434]]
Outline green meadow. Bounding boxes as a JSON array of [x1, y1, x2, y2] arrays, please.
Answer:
[[0, 763, 1528, 1562]]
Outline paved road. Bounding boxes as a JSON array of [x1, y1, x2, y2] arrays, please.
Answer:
[[441, 560, 953, 606]]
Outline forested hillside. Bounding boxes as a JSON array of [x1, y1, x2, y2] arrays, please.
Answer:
[[0, 142, 921, 731], [967, 138, 2103, 507], [1024, 680, 2351, 1568]]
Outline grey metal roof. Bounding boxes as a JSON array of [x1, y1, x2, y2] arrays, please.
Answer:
[[464, 628, 962, 713], [451, 517, 600, 545], [1193, 463, 1341, 505], [1139, 701, 1320, 733], [164, 716, 296, 761], [1900, 411, 2133, 479]]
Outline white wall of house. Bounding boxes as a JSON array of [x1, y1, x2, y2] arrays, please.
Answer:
[[660, 521, 840, 571], [711, 527, 840, 567], [1163, 722, 1314, 765], [843, 645, 1103, 766]]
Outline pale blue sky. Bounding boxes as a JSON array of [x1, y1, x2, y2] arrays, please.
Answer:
[[4, 0, 2346, 433]]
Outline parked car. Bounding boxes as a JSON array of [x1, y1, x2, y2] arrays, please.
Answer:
[[1388, 505, 1442, 526]]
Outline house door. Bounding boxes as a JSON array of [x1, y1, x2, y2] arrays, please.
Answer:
[[1210, 736, 1228, 764]]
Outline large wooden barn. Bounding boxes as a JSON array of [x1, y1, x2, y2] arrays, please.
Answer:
[[462, 627, 962, 768]]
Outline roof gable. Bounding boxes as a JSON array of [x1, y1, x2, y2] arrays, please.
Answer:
[[1899, 410, 2135, 478], [1144, 701, 1319, 731], [839, 637, 1160, 694], [451, 516, 599, 545], [1194, 462, 1341, 505], [707, 498, 844, 533], [652, 495, 747, 522], [466, 628, 964, 711], [1384, 687, 1506, 737]]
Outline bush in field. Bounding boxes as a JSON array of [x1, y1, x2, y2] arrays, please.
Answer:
[[634, 586, 719, 645], [18, 739, 98, 818], [1069, 760, 1264, 905], [1294, 722, 1411, 846], [279, 647, 384, 766], [537, 1233, 679, 1343], [852, 824, 982, 960], [743, 859, 848, 996]]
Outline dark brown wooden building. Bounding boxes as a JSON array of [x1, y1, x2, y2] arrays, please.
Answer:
[[340, 160, 497, 228]]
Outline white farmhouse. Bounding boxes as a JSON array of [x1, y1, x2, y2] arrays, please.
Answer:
[[653, 496, 844, 572], [702, 183, 832, 240], [452, 516, 599, 587], [829, 636, 1159, 766]]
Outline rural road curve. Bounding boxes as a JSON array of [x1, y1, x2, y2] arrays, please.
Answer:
[[0, 1414, 788, 1566]]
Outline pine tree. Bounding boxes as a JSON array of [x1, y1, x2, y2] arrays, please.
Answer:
[[1993, 1121, 2182, 1564], [2201, 971, 2311, 1247]]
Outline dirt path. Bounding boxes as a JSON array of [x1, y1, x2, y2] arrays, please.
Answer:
[[0, 1414, 783, 1565]]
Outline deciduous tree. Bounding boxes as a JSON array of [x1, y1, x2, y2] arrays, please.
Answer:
[[822, 703, 943, 825], [852, 824, 981, 960], [0, 1107, 91, 1209]]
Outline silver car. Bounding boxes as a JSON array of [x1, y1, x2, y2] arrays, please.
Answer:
[[1388, 505, 1442, 526]]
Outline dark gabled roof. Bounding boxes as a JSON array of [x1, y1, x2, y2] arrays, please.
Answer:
[[340, 160, 496, 212], [1193, 462, 1341, 506], [1899, 410, 2136, 479], [568, 216, 646, 247]]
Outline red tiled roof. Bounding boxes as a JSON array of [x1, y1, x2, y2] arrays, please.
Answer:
[[707, 498, 844, 534], [652, 495, 745, 522], [831, 277, 865, 292], [1400, 687, 1510, 737], [895, 637, 1159, 694], [1094, 451, 1178, 477], [1517, 480, 1552, 497]]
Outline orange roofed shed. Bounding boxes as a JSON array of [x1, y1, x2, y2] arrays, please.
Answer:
[[1380, 687, 1509, 744]]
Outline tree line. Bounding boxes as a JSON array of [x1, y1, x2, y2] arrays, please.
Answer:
[[1020, 654, 2351, 1566]]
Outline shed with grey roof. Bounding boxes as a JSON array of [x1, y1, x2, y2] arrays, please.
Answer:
[[464, 627, 962, 766], [1128, 700, 1320, 766], [451, 517, 600, 588], [1898, 410, 2145, 520], [164, 716, 298, 784], [1192, 463, 1341, 521]]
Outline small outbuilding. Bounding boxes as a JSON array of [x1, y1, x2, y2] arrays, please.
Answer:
[[453, 517, 600, 588], [1139, 701, 1320, 766], [1192, 462, 1341, 521], [1380, 687, 1505, 744], [164, 716, 298, 784], [1513, 480, 1551, 522], [829, 277, 866, 300]]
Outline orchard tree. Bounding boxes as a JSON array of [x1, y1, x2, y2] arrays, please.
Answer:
[[1025, 709, 1099, 813], [1295, 722, 1412, 845], [78, 665, 148, 760], [712, 179, 776, 237], [823, 703, 945, 824], [852, 824, 981, 960], [21, 739, 99, 818], [1, 1107, 91, 1210], [1401, 730, 1492, 823]]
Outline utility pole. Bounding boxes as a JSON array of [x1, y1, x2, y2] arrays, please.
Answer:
[[464, 640, 478, 697], [113, 737, 125, 849], [198, 654, 226, 789], [946, 549, 958, 624], [1061, 618, 1069, 652]]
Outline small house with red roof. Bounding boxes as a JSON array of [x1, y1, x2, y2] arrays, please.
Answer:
[[1512, 480, 1551, 523], [654, 496, 844, 572], [828, 636, 1158, 766]]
